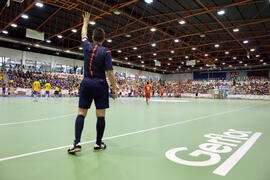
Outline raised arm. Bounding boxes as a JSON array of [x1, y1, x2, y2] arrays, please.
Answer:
[[106, 70, 117, 100], [81, 12, 90, 40]]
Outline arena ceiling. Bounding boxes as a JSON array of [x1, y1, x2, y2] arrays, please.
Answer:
[[0, 0, 270, 74]]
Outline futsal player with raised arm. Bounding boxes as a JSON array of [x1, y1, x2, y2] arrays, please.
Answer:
[[68, 12, 117, 154]]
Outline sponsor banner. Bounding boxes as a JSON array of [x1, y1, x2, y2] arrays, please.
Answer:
[[166, 129, 262, 176], [26, 28, 44, 41], [186, 60, 196, 66]]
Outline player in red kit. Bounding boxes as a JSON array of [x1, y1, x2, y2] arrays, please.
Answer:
[[160, 87, 164, 98], [144, 81, 152, 105]]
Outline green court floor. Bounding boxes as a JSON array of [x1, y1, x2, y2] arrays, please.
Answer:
[[0, 97, 269, 180]]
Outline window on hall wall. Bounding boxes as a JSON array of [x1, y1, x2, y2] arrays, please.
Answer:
[[152, 77, 159, 81], [0, 57, 22, 68], [36, 61, 51, 72], [25, 60, 36, 70], [76, 67, 82, 74], [0, 57, 3, 67], [127, 74, 136, 79], [54, 64, 63, 73], [66, 66, 74, 74]]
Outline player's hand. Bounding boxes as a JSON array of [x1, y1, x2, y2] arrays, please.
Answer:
[[83, 12, 90, 22]]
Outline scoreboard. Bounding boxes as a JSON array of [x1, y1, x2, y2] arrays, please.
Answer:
[[230, 72, 239, 78]]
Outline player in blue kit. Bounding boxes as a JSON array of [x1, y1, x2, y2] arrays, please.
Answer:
[[68, 12, 117, 154]]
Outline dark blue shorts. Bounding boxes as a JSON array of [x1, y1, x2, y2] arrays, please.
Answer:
[[33, 91, 39, 95], [79, 78, 109, 109], [46, 91, 50, 94], [54, 91, 59, 95]]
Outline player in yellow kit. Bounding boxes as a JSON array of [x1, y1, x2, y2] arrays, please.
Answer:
[[45, 81, 51, 98], [33, 79, 41, 101], [54, 86, 60, 97]]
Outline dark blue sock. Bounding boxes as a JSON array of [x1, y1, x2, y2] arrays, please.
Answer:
[[74, 115, 85, 145], [96, 117, 105, 145]]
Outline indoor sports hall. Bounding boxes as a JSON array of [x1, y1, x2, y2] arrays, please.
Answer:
[[0, 1, 270, 180]]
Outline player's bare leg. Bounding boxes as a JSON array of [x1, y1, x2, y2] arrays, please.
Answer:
[[33, 93, 38, 102], [146, 98, 149, 105]]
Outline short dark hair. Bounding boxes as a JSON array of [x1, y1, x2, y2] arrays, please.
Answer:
[[92, 28, 105, 43]]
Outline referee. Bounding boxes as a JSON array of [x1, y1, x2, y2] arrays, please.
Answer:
[[68, 12, 117, 154]]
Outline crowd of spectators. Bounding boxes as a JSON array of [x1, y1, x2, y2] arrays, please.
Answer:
[[0, 68, 81, 91], [1, 68, 270, 97], [115, 77, 270, 96]]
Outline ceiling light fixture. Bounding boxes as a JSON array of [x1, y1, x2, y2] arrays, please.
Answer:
[[200, 34, 206, 38], [178, 20, 186, 25], [2, 30, 8, 34], [89, 21, 96, 25], [71, 29, 77, 33], [11, 23, 17, 28], [35, 2, 44, 8], [113, 10, 121, 15], [217, 10, 225, 15], [21, 14, 29, 19], [144, 0, 153, 4], [150, 28, 156, 32]]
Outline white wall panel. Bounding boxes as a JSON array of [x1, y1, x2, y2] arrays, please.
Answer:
[[163, 73, 193, 81]]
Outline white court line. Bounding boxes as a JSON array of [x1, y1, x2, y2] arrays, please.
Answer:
[[151, 99, 189, 103], [213, 132, 262, 176], [0, 113, 76, 126], [0, 106, 253, 162]]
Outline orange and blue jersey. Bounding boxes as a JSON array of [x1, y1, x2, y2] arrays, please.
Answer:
[[82, 37, 113, 79]]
